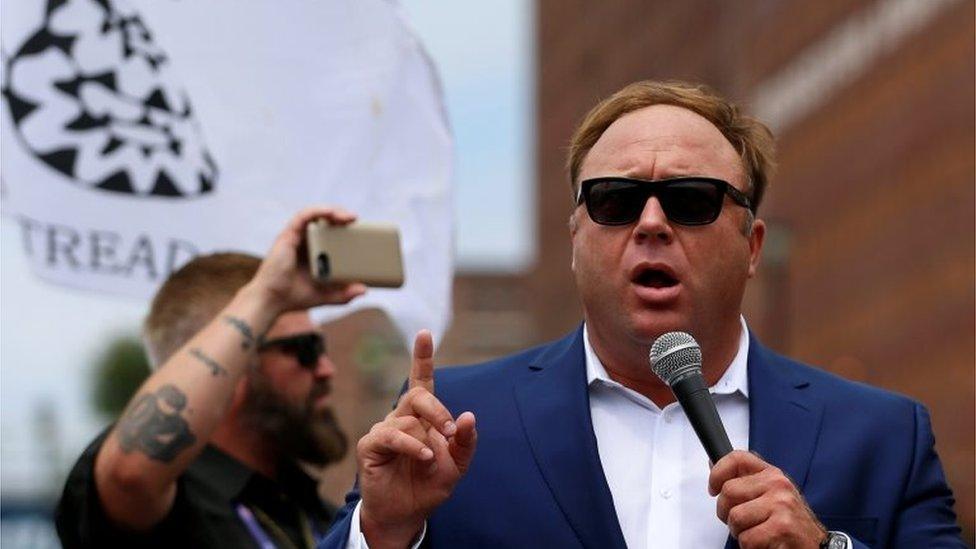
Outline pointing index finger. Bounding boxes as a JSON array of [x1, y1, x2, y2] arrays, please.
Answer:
[[409, 329, 435, 393]]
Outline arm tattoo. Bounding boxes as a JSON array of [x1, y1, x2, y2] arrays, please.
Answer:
[[189, 347, 227, 377], [117, 384, 196, 462], [222, 315, 257, 350]]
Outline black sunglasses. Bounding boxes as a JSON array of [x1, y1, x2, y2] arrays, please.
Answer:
[[258, 332, 326, 369], [577, 176, 753, 226]]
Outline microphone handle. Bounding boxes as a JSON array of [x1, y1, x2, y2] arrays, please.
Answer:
[[671, 372, 733, 464]]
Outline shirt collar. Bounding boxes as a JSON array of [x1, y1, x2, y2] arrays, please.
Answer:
[[191, 445, 257, 500], [191, 445, 320, 503], [583, 316, 750, 398]]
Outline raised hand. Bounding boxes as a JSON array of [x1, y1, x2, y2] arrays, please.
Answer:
[[357, 330, 478, 549], [710, 450, 827, 549], [248, 206, 367, 315]]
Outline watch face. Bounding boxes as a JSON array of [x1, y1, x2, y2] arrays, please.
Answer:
[[826, 533, 848, 549]]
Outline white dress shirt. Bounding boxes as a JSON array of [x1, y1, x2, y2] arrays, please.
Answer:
[[348, 319, 752, 548], [586, 319, 751, 549]]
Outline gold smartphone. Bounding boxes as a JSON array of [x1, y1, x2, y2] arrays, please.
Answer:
[[305, 219, 405, 288]]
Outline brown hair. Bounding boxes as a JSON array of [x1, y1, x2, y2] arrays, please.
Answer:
[[567, 80, 776, 211], [143, 252, 260, 367]]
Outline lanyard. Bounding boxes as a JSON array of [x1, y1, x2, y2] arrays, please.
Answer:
[[236, 504, 277, 549], [235, 502, 321, 549]]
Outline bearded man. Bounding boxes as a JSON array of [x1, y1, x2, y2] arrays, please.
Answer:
[[57, 207, 365, 548]]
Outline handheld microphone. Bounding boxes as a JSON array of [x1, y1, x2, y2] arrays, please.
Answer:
[[649, 332, 733, 464]]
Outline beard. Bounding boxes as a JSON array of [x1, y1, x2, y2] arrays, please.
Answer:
[[241, 371, 348, 466]]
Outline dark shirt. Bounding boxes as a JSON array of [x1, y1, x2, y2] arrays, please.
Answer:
[[56, 431, 337, 548]]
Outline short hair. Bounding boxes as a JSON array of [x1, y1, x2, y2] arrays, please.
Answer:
[[567, 80, 776, 211], [143, 252, 261, 368]]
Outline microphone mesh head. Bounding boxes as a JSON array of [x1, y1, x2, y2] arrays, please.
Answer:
[[649, 331, 702, 385]]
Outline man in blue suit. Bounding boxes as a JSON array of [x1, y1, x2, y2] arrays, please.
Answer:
[[323, 81, 963, 548]]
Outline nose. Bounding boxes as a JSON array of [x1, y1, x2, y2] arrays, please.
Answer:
[[633, 196, 674, 245], [314, 353, 337, 379]]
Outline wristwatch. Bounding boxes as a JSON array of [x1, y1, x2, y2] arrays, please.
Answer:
[[820, 530, 852, 549]]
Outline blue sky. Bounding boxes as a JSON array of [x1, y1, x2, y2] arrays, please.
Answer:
[[0, 0, 533, 496]]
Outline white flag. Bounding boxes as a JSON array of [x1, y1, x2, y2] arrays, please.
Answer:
[[1, 0, 454, 344]]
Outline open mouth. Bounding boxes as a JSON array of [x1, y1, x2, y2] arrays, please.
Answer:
[[632, 267, 679, 289]]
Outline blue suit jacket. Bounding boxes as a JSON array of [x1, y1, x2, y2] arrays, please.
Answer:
[[322, 327, 962, 548]]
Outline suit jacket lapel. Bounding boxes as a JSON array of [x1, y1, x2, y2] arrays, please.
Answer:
[[513, 327, 627, 549], [724, 336, 824, 549], [746, 336, 823, 489]]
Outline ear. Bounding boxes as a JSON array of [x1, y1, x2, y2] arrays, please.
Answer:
[[568, 207, 581, 238], [747, 218, 765, 278], [569, 209, 582, 271]]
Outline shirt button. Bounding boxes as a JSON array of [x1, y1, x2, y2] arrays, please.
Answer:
[[660, 489, 672, 499], [664, 414, 673, 424]]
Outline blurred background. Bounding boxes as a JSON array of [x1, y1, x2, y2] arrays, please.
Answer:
[[1, 0, 973, 546]]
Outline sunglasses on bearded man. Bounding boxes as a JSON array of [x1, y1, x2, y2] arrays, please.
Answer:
[[257, 332, 326, 369], [577, 176, 754, 226]]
